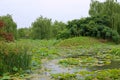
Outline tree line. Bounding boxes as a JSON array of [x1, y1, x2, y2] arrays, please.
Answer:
[[17, 16, 66, 39], [0, 0, 120, 43]]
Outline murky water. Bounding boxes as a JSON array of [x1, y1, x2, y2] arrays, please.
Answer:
[[44, 59, 120, 73], [44, 59, 68, 74], [43, 59, 87, 74], [88, 60, 120, 71], [28, 59, 120, 80]]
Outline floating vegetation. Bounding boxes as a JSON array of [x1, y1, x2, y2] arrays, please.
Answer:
[[51, 69, 120, 80]]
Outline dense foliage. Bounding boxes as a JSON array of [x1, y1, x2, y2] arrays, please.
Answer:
[[58, 16, 120, 43], [0, 15, 17, 41], [17, 28, 31, 39], [89, 0, 120, 34], [0, 15, 31, 76], [56, 0, 120, 43], [52, 21, 66, 38], [31, 16, 52, 39], [17, 16, 66, 40]]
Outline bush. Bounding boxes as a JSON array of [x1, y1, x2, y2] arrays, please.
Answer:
[[57, 29, 71, 39], [0, 41, 31, 75], [111, 31, 120, 43]]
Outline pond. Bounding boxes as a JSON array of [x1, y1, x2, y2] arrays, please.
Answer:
[[27, 58, 120, 80], [27, 55, 120, 80], [43, 59, 120, 74]]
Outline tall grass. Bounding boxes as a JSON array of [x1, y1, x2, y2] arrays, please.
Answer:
[[0, 41, 31, 75]]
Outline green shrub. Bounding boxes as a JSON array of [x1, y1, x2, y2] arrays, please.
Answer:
[[57, 29, 70, 39], [112, 31, 120, 43], [0, 41, 31, 75]]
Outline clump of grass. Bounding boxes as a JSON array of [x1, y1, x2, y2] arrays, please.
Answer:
[[0, 41, 31, 75]]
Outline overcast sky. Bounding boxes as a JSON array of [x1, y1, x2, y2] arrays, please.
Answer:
[[0, 0, 118, 28]]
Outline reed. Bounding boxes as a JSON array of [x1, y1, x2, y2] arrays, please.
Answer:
[[0, 41, 31, 75]]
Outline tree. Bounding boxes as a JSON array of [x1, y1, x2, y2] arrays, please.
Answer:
[[0, 14, 17, 41], [52, 20, 66, 38], [89, 0, 120, 34], [31, 16, 52, 39], [17, 28, 30, 39], [59, 16, 120, 43]]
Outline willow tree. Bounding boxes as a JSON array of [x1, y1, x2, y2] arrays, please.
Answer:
[[89, 0, 120, 34], [31, 16, 52, 39]]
